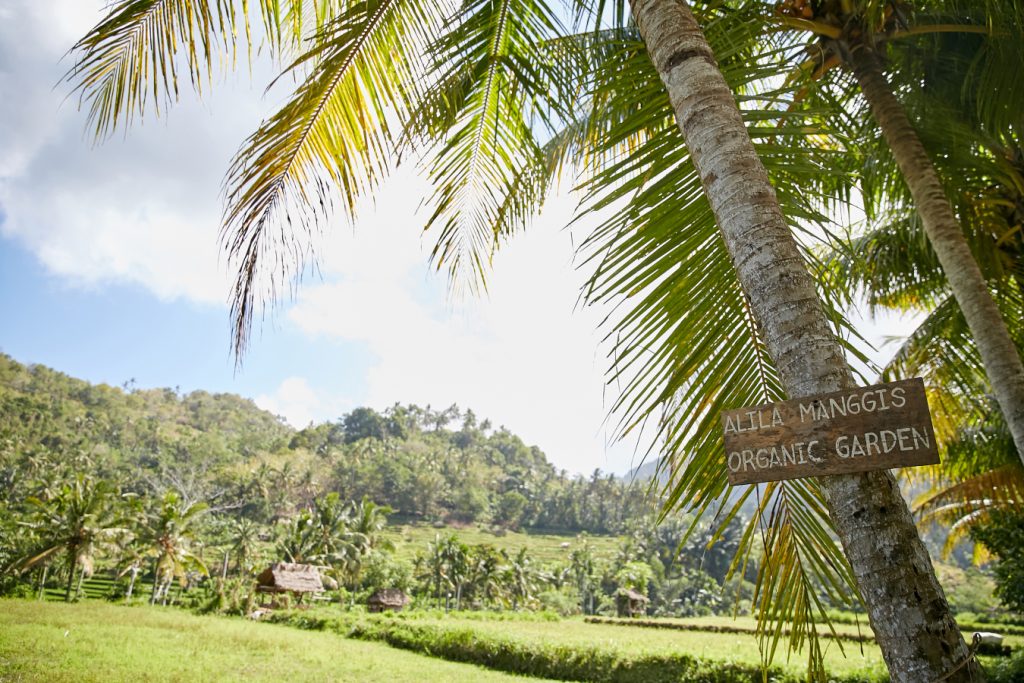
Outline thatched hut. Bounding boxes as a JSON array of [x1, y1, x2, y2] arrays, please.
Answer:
[[256, 563, 324, 600], [368, 588, 410, 613], [615, 588, 649, 618]]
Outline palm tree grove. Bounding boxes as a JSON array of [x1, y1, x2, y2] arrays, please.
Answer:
[[1, 0, 1023, 681]]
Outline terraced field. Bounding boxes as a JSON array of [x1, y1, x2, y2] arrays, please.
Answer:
[[384, 523, 622, 563]]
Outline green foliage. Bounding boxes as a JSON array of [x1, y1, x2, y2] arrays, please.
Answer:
[[988, 650, 1024, 683], [933, 564, 1002, 616], [971, 509, 1024, 614], [0, 353, 653, 540]]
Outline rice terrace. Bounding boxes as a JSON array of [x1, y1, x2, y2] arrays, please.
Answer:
[[2, 0, 1024, 682]]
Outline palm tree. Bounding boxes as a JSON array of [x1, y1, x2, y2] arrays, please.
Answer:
[[816, 16, 1024, 563], [11, 476, 125, 602], [66, 0, 983, 677], [623, 0, 975, 678], [228, 517, 262, 575], [504, 547, 537, 610], [568, 542, 598, 615], [348, 497, 393, 552], [414, 535, 449, 608], [275, 511, 318, 564], [143, 492, 208, 605], [432, 534, 470, 610], [772, 1, 1024, 470], [466, 544, 505, 607]]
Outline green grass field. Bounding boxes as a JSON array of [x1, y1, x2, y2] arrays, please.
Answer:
[[0, 600, 551, 682], [5, 599, 1014, 682], [384, 523, 622, 563], [400, 614, 889, 679]]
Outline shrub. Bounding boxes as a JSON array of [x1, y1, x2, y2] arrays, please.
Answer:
[[972, 510, 1024, 615], [987, 650, 1024, 683]]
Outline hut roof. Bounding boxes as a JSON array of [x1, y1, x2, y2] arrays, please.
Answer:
[[368, 588, 410, 606], [256, 563, 324, 594], [619, 588, 649, 602]]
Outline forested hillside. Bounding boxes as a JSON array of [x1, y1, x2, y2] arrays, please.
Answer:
[[0, 353, 761, 618], [1, 354, 1004, 623], [0, 353, 651, 533]]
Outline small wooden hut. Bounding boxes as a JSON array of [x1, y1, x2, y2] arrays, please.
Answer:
[[256, 563, 324, 602], [615, 588, 649, 618], [367, 588, 410, 613]]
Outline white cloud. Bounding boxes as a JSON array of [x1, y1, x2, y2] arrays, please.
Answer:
[[0, 0, 271, 304], [286, 182, 640, 474], [256, 376, 352, 429]]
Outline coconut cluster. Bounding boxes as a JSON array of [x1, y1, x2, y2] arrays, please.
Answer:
[[775, 0, 815, 19]]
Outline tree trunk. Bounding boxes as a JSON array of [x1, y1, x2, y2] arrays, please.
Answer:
[[628, 1, 981, 681], [150, 558, 160, 605], [126, 564, 138, 602], [65, 550, 77, 603], [76, 566, 86, 599], [37, 564, 48, 601], [850, 45, 1024, 469]]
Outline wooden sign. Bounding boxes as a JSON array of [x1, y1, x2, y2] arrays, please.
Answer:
[[722, 378, 939, 485]]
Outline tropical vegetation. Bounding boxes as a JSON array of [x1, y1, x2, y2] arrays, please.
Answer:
[[40, 0, 1024, 679]]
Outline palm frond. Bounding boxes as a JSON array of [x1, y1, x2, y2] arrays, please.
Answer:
[[566, 9, 863, 677], [411, 0, 575, 292], [914, 464, 1024, 558], [66, 0, 289, 138], [222, 0, 450, 356]]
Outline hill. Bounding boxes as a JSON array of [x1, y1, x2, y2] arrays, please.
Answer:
[[0, 352, 652, 534]]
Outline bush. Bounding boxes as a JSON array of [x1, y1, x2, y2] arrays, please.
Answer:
[[987, 650, 1024, 683], [537, 587, 581, 616], [971, 510, 1024, 615]]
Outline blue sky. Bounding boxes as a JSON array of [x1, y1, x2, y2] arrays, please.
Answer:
[[0, 0, 920, 476], [0, 234, 371, 403]]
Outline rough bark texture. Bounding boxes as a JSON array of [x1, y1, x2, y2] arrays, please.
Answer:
[[850, 45, 1024, 470], [628, 1, 981, 680]]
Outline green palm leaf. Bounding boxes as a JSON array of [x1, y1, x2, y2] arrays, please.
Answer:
[[222, 0, 451, 355], [560, 9, 866, 677], [66, 0, 285, 138], [408, 0, 576, 291]]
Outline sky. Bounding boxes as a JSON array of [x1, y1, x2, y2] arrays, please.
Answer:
[[0, 0, 921, 476]]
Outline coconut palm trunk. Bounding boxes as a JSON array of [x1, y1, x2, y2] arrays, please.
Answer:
[[37, 564, 48, 601], [64, 548, 78, 602], [849, 45, 1024, 469], [628, 0, 980, 680], [125, 564, 139, 602]]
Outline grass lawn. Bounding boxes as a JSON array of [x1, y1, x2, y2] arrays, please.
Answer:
[[384, 523, 622, 563], [0, 600, 551, 683], [404, 614, 890, 679]]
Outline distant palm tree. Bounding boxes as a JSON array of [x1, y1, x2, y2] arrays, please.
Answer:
[[143, 492, 208, 604], [348, 497, 393, 552], [466, 545, 504, 607], [504, 548, 536, 610], [228, 517, 262, 575], [275, 511, 318, 564], [414, 535, 449, 608], [12, 476, 126, 601]]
